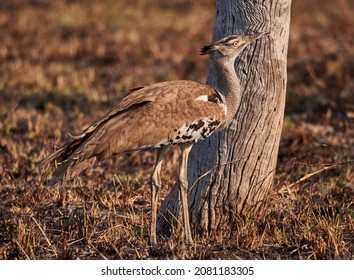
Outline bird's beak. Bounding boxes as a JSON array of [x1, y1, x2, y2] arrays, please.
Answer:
[[247, 31, 269, 42]]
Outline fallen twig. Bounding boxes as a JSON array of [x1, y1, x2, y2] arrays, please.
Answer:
[[280, 159, 354, 192]]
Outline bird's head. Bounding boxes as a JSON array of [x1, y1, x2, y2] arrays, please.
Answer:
[[200, 32, 269, 60]]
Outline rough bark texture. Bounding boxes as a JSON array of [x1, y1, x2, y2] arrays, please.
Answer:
[[158, 0, 291, 235]]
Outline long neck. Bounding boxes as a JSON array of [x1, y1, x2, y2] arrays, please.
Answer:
[[211, 57, 241, 128]]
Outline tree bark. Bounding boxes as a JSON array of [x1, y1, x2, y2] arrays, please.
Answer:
[[157, 0, 291, 235]]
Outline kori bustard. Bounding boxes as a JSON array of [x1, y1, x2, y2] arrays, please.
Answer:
[[42, 32, 268, 244]]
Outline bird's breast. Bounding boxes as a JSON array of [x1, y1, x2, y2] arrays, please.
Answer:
[[152, 117, 221, 148]]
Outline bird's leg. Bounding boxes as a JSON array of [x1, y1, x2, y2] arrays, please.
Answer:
[[150, 147, 165, 245], [179, 143, 193, 244]]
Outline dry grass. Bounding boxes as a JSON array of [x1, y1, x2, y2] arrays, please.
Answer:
[[0, 0, 353, 259]]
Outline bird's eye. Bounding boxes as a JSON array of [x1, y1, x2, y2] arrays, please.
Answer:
[[232, 41, 238, 47]]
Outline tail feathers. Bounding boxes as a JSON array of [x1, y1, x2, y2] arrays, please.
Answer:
[[41, 141, 72, 172], [42, 101, 145, 186], [41, 133, 97, 186], [46, 156, 96, 186]]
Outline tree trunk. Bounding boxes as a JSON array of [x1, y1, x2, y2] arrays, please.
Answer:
[[157, 0, 291, 235]]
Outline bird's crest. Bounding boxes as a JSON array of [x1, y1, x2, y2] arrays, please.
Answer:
[[200, 33, 268, 55], [200, 35, 240, 55]]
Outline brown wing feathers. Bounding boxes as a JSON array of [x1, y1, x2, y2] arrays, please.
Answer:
[[42, 101, 150, 186], [42, 80, 225, 186]]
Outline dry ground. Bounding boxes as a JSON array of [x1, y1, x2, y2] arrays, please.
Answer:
[[0, 0, 353, 259]]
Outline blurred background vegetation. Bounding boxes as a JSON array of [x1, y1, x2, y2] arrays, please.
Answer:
[[0, 0, 353, 259]]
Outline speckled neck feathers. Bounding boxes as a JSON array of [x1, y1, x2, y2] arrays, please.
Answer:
[[211, 56, 241, 129]]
